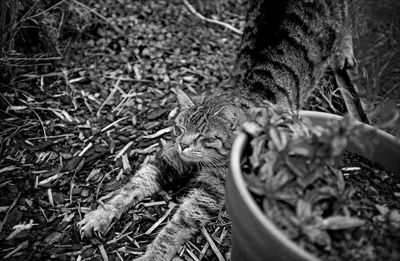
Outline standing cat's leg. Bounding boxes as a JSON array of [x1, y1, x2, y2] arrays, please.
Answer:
[[135, 177, 225, 261], [78, 162, 163, 237], [335, 33, 356, 70]]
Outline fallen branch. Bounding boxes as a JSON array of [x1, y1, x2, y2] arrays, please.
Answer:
[[182, 0, 242, 35]]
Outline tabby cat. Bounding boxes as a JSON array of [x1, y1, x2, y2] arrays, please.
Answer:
[[77, 0, 354, 260]]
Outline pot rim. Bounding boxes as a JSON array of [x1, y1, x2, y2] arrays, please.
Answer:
[[299, 110, 400, 145], [230, 110, 400, 260]]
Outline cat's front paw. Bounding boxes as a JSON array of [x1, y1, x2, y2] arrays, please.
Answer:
[[337, 51, 356, 70], [77, 207, 114, 238], [335, 35, 356, 70]]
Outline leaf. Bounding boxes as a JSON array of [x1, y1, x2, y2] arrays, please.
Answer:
[[289, 142, 313, 158], [267, 167, 292, 192], [242, 121, 264, 137], [321, 216, 365, 230], [249, 135, 267, 169], [285, 156, 308, 178], [306, 186, 339, 204], [243, 173, 265, 196], [296, 199, 312, 218], [269, 127, 288, 151], [258, 151, 278, 182], [303, 225, 331, 249]]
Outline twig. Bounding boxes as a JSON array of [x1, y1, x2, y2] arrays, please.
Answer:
[[142, 127, 172, 139], [333, 68, 369, 123], [182, 0, 242, 35], [98, 244, 109, 261], [144, 203, 177, 235], [0, 192, 21, 233], [200, 228, 225, 261], [129, 143, 159, 156], [101, 116, 129, 132], [79, 142, 93, 157], [26, 133, 75, 141], [48, 188, 54, 207], [0, 57, 62, 62], [97, 77, 121, 119], [19, 0, 67, 24], [185, 248, 201, 261], [38, 173, 66, 186], [3, 240, 29, 259], [72, 0, 125, 36], [114, 141, 134, 161]]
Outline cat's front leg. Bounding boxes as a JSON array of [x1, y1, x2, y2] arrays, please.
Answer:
[[78, 164, 162, 237], [135, 180, 225, 261]]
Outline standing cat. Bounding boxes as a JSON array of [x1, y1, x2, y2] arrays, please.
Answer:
[[231, 0, 354, 109], [77, 0, 354, 260]]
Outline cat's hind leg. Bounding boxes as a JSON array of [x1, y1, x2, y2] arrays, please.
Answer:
[[78, 164, 162, 237], [135, 180, 225, 261]]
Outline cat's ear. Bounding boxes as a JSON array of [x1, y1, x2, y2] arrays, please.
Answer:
[[216, 106, 245, 130], [176, 89, 195, 110]]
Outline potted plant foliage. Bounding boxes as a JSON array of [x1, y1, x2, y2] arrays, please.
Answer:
[[226, 105, 400, 261]]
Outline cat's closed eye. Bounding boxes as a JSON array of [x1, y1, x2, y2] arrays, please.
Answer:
[[201, 137, 216, 145]]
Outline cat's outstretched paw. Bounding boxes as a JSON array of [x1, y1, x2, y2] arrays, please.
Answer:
[[77, 207, 114, 238]]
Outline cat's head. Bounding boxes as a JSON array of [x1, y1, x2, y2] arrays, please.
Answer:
[[169, 89, 244, 165]]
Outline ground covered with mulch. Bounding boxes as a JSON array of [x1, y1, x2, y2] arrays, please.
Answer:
[[0, 0, 399, 261], [0, 1, 244, 260]]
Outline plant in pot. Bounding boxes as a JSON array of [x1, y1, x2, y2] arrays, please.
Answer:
[[226, 104, 400, 261]]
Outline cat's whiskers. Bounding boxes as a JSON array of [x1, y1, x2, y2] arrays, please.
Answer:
[[199, 155, 224, 170]]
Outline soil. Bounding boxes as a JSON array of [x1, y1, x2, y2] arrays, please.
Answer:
[[326, 152, 400, 261]]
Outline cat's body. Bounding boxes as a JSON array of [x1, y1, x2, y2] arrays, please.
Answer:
[[78, 92, 254, 260], [232, 0, 353, 109], [77, 0, 354, 260]]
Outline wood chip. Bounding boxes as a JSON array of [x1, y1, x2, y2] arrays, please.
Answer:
[[185, 247, 201, 261], [0, 192, 21, 233], [48, 188, 54, 207], [38, 173, 64, 186], [142, 126, 172, 139], [200, 228, 225, 261], [101, 116, 129, 132], [98, 243, 109, 261], [129, 143, 159, 156], [114, 141, 134, 160], [3, 240, 29, 259], [79, 142, 93, 157], [122, 154, 132, 172], [144, 202, 176, 235]]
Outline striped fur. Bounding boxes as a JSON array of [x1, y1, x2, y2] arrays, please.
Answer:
[[232, 0, 352, 109], [78, 0, 353, 260], [78, 91, 250, 260]]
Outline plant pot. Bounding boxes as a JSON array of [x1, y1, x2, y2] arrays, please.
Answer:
[[226, 110, 400, 261]]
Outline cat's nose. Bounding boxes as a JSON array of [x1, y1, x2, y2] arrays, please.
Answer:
[[180, 143, 189, 150]]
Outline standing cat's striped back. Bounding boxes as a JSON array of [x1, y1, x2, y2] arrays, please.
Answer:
[[232, 0, 352, 109]]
